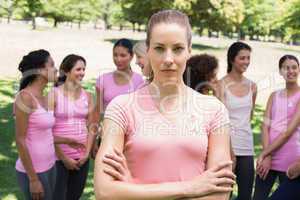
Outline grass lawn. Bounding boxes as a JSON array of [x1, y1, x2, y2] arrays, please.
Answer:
[[0, 78, 264, 200]]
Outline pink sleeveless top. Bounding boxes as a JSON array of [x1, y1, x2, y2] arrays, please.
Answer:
[[15, 91, 56, 173], [52, 87, 89, 159], [96, 72, 144, 110], [269, 89, 300, 171]]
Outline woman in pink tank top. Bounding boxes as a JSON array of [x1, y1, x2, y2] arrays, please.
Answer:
[[93, 39, 144, 157], [15, 49, 58, 200], [94, 38, 144, 124], [52, 54, 96, 200], [254, 55, 300, 200]]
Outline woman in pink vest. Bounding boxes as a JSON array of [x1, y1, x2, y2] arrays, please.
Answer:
[[15, 49, 58, 200], [52, 54, 96, 200], [254, 55, 300, 200]]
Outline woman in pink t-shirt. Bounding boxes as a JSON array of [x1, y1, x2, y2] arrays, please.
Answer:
[[94, 10, 235, 200], [253, 55, 300, 200], [51, 54, 96, 200], [15, 49, 58, 200]]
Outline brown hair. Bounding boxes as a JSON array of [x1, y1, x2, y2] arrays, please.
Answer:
[[183, 54, 218, 94], [146, 10, 192, 47], [55, 54, 86, 86]]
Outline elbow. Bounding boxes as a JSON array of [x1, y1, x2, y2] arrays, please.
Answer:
[[95, 186, 115, 200]]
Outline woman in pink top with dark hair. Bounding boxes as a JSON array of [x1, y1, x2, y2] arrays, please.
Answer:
[[94, 10, 235, 200], [94, 38, 144, 124], [253, 55, 300, 200], [15, 49, 58, 200], [51, 54, 96, 200]]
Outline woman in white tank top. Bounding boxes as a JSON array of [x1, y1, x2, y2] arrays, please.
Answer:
[[217, 42, 257, 200]]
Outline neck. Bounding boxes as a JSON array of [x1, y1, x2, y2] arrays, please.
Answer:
[[63, 80, 81, 92], [28, 76, 48, 96], [228, 70, 244, 82], [116, 67, 132, 74], [286, 82, 299, 91], [151, 80, 185, 100]]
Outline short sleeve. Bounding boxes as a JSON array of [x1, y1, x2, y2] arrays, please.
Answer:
[[135, 73, 145, 88], [96, 74, 104, 91], [208, 101, 230, 133], [104, 95, 129, 133]]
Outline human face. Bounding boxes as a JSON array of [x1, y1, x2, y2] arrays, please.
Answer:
[[66, 60, 86, 84], [147, 23, 191, 85], [40, 56, 57, 82], [135, 53, 151, 77], [232, 49, 251, 74], [113, 46, 133, 71], [280, 59, 299, 83]]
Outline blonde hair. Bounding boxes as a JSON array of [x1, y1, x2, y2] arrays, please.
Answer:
[[133, 41, 147, 56]]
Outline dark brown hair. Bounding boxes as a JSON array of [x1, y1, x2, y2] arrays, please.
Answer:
[[55, 54, 86, 86], [227, 41, 251, 73], [183, 54, 218, 94], [18, 49, 50, 91], [279, 54, 299, 69]]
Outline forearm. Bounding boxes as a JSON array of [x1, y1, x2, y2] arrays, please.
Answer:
[[17, 141, 38, 180], [261, 126, 269, 150], [95, 179, 192, 200], [53, 135, 71, 145], [85, 132, 96, 155], [54, 144, 67, 161], [263, 132, 290, 157]]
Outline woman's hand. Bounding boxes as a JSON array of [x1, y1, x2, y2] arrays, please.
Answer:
[[287, 161, 300, 179], [184, 161, 235, 198], [29, 179, 44, 200], [256, 156, 272, 180], [102, 148, 133, 182], [62, 157, 80, 170], [256, 152, 266, 167], [78, 153, 89, 167]]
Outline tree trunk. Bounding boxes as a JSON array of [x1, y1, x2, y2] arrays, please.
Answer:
[[53, 19, 58, 27], [32, 17, 36, 30]]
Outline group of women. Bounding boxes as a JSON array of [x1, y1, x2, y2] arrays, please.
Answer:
[[14, 9, 300, 200]]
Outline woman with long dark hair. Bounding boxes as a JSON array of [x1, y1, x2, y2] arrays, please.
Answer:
[[217, 42, 257, 200], [15, 49, 57, 200]]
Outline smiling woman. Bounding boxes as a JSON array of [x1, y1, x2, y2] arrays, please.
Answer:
[[94, 10, 234, 200]]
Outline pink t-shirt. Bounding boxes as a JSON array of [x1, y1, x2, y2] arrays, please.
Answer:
[[52, 87, 89, 159], [105, 86, 230, 183], [96, 71, 144, 110], [269, 90, 300, 172], [15, 91, 56, 173]]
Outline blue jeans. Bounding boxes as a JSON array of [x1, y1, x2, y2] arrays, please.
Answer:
[[16, 165, 56, 200]]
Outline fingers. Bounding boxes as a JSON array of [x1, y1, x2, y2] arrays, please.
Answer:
[[213, 185, 234, 193], [210, 161, 233, 173], [214, 177, 235, 185], [103, 168, 124, 181], [105, 153, 125, 166], [214, 169, 236, 180], [32, 192, 43, 200], [103, 156, 124, 175]]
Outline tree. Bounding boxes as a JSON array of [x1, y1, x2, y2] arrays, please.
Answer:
[[0, 0, 19, 23], [18, 0, 43, 29], [283, 0, 300, 44], [43, 0, 73, 27]]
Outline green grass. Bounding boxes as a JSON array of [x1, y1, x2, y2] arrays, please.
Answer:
[[0, 78, 264, 200]]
